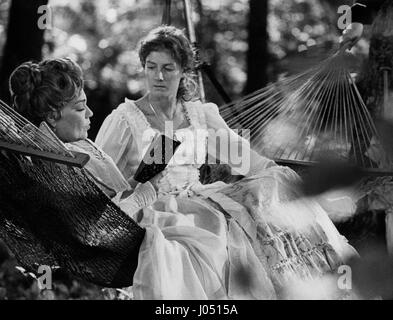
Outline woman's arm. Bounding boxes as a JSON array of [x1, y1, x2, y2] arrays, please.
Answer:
[[113, 181, 157, 222], [95, 108, 138, 189]]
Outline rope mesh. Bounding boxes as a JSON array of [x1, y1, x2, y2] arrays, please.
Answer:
[[220, 48, 393, 172]]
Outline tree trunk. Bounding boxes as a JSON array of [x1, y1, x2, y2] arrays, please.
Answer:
[[245, 0, 269, 94], [0, 0, 48, 266], [0, 0, 48, 104]]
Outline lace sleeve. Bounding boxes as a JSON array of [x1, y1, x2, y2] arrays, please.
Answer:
[[95, 105, 139, 187], [114, 182, 157, 221], [203, 103, 276, 177]]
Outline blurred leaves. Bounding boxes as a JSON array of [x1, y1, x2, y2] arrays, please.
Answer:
[[0, 0, 360, 136]]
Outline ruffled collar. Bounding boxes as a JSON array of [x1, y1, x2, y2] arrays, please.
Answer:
[[124, 98, 204, 132]]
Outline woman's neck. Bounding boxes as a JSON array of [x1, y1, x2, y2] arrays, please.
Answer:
[[148, 94, 178, 120]]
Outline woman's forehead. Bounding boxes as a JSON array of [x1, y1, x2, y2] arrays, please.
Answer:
[[74, 89, 86, 101], [146, 50, 178, 65], [67, 89, 86, 107]]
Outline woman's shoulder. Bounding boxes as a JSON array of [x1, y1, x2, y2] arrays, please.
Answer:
[[183, 100, 221, 130], [66, 138, 100, 155], [202, 102, 220, 114], [185, 100, 219, 122], [109, 98, 139, 117], [185, 99, 218, 110], [67, 139, 130, 196], [104, 98, 149, 128], [197, 101, 221, 121]]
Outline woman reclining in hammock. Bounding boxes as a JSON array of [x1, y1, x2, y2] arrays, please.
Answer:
[[8, 58, 161, 222], [95, 25, 359, 299]]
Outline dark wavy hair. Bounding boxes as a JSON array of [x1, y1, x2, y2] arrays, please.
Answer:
[[138, 25, 198, 101], [9, 58, 84, 127]]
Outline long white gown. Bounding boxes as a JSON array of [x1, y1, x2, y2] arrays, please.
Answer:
[[96, 98, 358, 299]]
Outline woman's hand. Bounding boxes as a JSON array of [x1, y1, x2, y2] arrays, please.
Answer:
[[147, 171, 164, 192], [122, 172, 163, 198]]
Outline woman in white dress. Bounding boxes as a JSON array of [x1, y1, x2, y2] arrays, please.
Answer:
[[96, 26, 358, 299]]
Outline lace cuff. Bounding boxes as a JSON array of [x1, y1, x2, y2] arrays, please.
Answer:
[[117, 182, 157, 219]]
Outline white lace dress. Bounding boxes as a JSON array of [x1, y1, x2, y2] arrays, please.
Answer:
[[96, 99, 358, 299]]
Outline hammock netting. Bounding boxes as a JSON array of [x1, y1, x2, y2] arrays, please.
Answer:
[[0, 101, 145, 288], [220, 48, 393, 173]]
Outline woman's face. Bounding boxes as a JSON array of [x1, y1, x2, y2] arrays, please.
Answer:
[[144, 50, 183, 100], [52, 89, 93, 143]]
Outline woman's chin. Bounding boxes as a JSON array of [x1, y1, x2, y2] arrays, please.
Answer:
[[76, 132, 88, 141]]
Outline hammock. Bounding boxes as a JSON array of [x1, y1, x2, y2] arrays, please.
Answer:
[[220, 45, 393, 175], [0, 100, 145, 288]]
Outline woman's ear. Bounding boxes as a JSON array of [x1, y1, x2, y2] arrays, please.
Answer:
[[45, 110, 59, 130]]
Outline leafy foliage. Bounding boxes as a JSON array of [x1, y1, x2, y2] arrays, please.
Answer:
[[0, 0, 357, 137]]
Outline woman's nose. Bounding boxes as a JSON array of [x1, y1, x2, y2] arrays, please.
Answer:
[[155, 70, 164, 81], [86, 105, 94, 118]]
